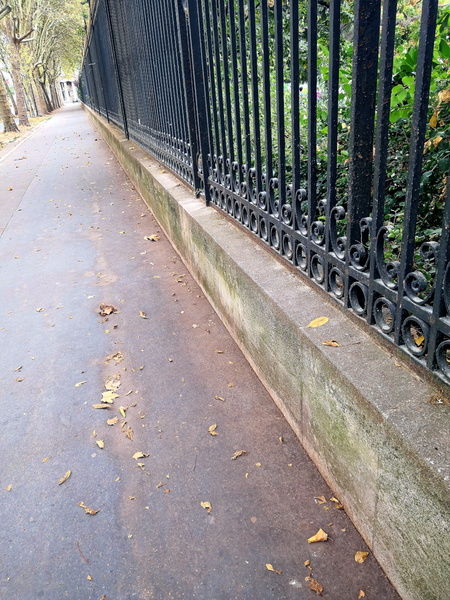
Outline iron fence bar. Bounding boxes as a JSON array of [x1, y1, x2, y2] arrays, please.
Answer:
[[306, 0, 318, 275], [185, 0, 211, 202], [345, 0, 382, 303], [290, 0, 300, 232], [367, 0, 398, 324], [322, 0, 342, 293], [228, 0, 243, 176], [274, 0, 287, 225], [237, 0, 252, 193], [105, 0, 128, 137], [91, 14, 110, 123], [209, 0, 228, 178], [218, 0, 235, 178], [393, 0, 439, 347], [248, 0, 263, 197], [261, 0, 273, 196]]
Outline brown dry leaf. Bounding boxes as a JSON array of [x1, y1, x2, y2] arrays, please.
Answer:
[[96, 440, 105, 449], [125, 426, 134, 441], [156, 482, 163, 488], [266, 564, 282, 574], [129, 496, 136, 500], [87, 575, 93, 581], [36, 307, 44, 312], [355, 551, 369, 564], [15, 377, 24, 382], [307, 577, 324, 595], [75, 381, 87, 387], [307, 529, 328, 543], [358, 591, 366, 599], [99, 596, 106, 600], [119, 406, 127, 418], [58, 470, 72, 485], [99, 304, 117, 316], [215, 395, 225, 402], [107, 417, 119, 426], [304, 560, 311, 566], [78, 502, 100, 515], [208, 424, 218, 436], [139, 311, 148, 319], [308, 317, 329, 328], [133, 452, 149, 460], [255, 462, 262, 467], [322, 340, 339, 347], [6, 484, 12, 492], [105, 375, 121, 391], [144, 235, 159, 241], [101, 391, 119, 404], [231, 450, 246, 460], [215, 350, 224, 354], [201, 501, 212, 514], [315, 496, 327, 504], [92, 404, 111, 409], [105, 351, 124, 364], [279, 436, 283, 443]]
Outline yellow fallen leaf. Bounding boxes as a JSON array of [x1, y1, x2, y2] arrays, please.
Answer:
[[308, 317, 329, 328], [307, 577, 324, 595], [322, 340, 339, 347], [144, 235, 159, 241], [15, 377, 24, 382], [255, 462, 262, 467], [96, 440, 105, 449], [75, 381, 87, 387], [58, 470, 72, 485], [78, 501, 100, 515], [125, 426, 134, 441], [119, 406, 127, 418], [355, 551, 369, 563], [101, 391, 118, 403], [92, 404, 111, 409], [208, 424, 218, 436], [358, 591, 366, 599], [107, 417, 119, 426], [201, 501, 212, 514], [87, 575, 92, 581], [215, 350, 224, 354], [304, 560, 311, 566], [133, 452, 149, 460], [330, 496, 344, 509], [413, 334, 424, 347], [307, 529, 328, 543], [105, 375, 121, 391], [156, 482, 163, 488], [279, 436, 283, 443], [42, 457, 50, 463], [129, 496, 136, 500], [36, 307, 44, 312], [266, 563, 282, 574], [215, 395, 225, 402], [6, 484, 12, 492], [231, 450, 246, 460], [139, 311, 148, 319], [105, 351, 124, 364]]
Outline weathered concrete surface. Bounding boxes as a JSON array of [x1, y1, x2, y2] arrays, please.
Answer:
[[85, 105, 450, 600], [0, 104, 404, 599]]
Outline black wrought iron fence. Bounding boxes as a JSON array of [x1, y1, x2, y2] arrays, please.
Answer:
[[80, 0, 450, 386]]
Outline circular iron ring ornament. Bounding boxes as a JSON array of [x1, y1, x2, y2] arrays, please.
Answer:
[[401, 315, 430, 357], [296, 243, 307, 271], [311, 254, 325, 284], [436, 339, 450, 380], [373, 297, 396, 334], [283, 234, 293, 260], [349, 282, 369, 315], [329, 267, 345, 299]]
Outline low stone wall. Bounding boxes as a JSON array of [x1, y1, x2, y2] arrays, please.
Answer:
[[85, 106, 450, 600]]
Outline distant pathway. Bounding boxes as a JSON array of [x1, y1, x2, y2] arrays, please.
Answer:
[[0, 104, 400, 600]]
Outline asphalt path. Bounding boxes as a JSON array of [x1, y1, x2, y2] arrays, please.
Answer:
[[0, 104, 401, 600]]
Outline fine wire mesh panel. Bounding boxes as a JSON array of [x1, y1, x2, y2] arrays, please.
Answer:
[[193, 0, 450, 385]]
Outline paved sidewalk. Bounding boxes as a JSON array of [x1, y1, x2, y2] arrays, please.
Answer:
[[0, 105, 400, 600]]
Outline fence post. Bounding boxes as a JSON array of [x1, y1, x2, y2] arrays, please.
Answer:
[[104, 0, 129, 139], [175, 0, 211, 204]]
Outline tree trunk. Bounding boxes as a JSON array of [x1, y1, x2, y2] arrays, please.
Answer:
[[0, 73, 19, 133], [10, 39, 30, 126], [31, 78, 47, 116], [1, 71, 18, 115]]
